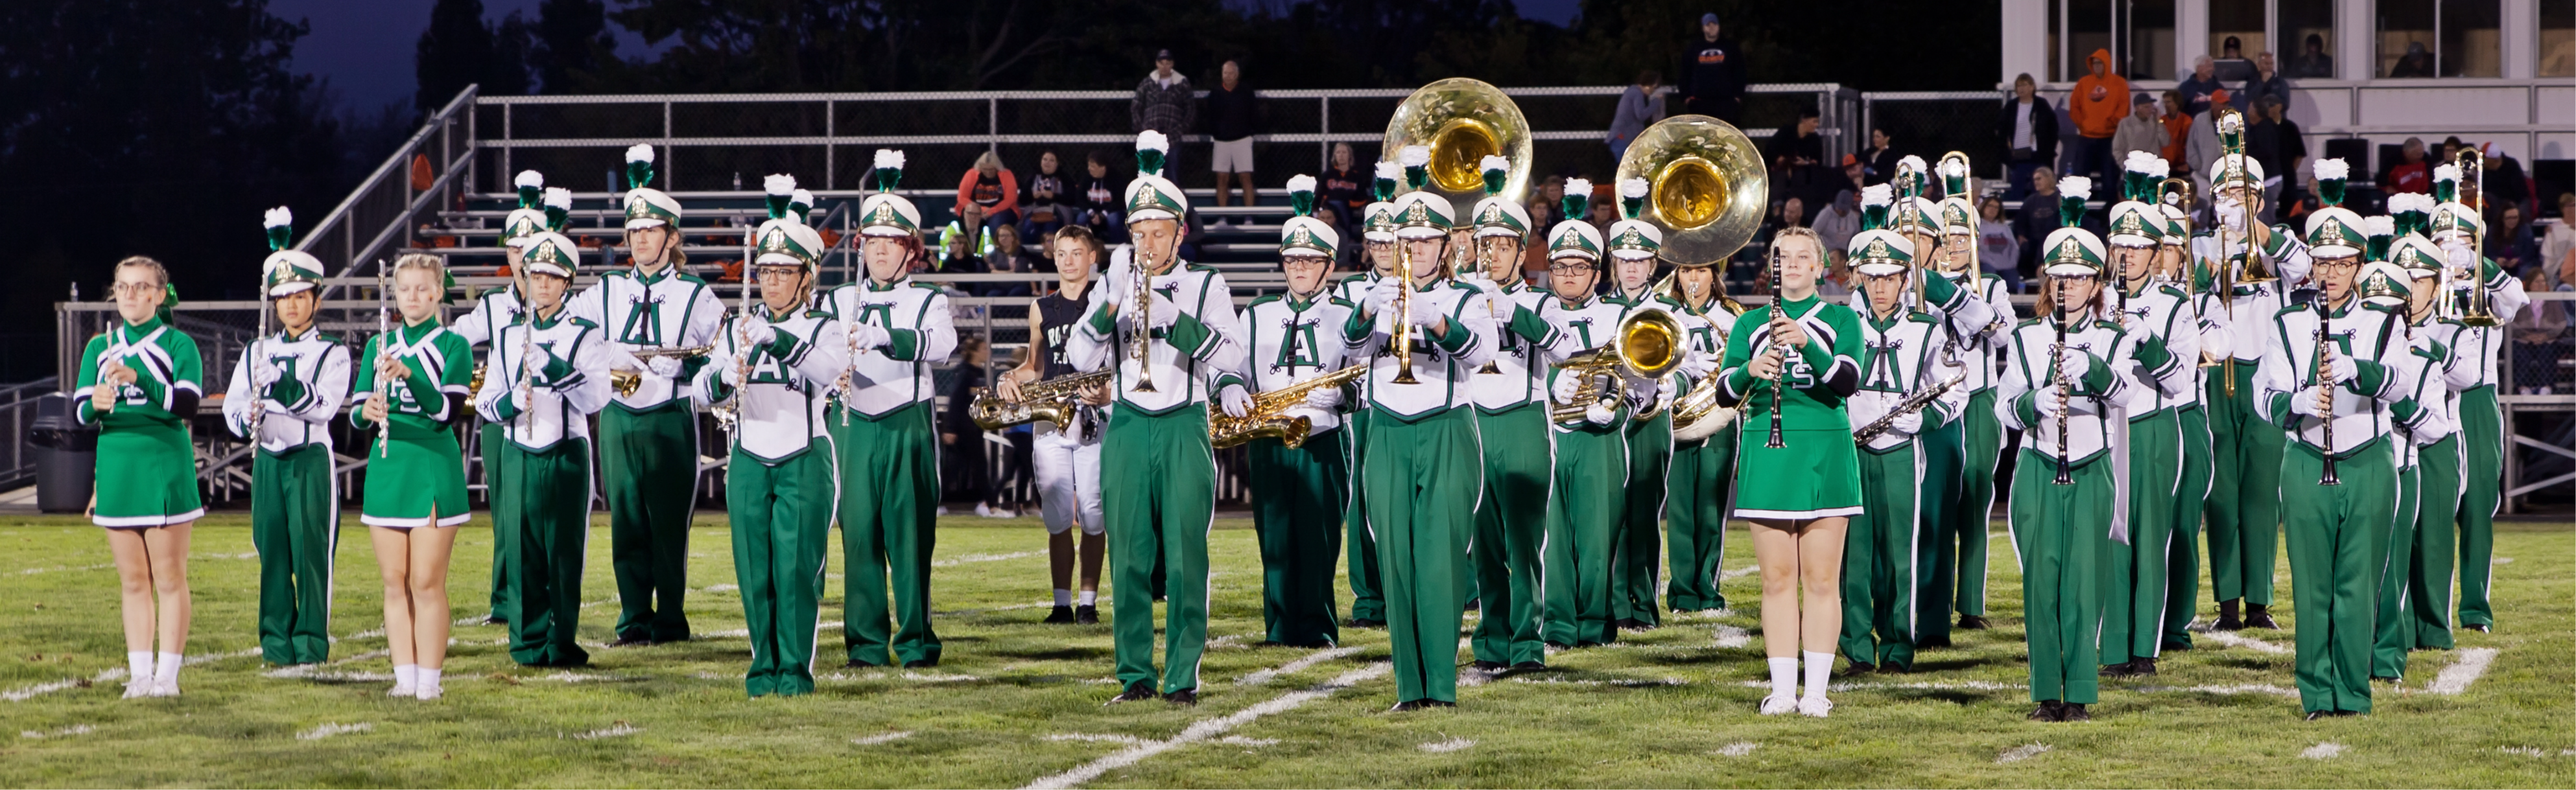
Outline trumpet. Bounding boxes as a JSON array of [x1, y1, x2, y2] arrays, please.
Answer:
[[1209, 364, 1370, 448], [1391, 240, 1419, 384], [1550, 308, 1683, 423], [967, 369, 1112, 432], [1128, 246, 1159, 393]]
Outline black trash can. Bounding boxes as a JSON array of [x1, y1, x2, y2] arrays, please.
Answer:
[[27, 394, 97, 514]]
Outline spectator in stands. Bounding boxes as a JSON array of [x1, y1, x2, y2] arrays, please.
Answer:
[[2542, 193, 2576, 270], [1767, 106, 1825, 170], [1837, 154, 1869, 198], [2243, 51, 2293, 113], [1608, 70, 1666, 161], [983, 224, 1037, 299], [2177, 56, 2223, 116], [2111, 93, 2165, 164], [1977, 195, 2022, 293], [1132, 49, 1196, 174], [936, 218, 987, 276], [2015, 165, 2062, 278], [1589, 181, 1620, 232], [958, 151, 1021, 229], [2247, 95, 2304, 215], [1320, 143, 1369, 224], [1076, 150, 1125, 242], [940, 334, 1009, 517], [2439, 136, 2468, 162], [2291, 34, 2335, 78], [1996, 73, 2059, 200], [2510, 250, 2570, 393], [1022, 150, 1068, 239], [2490, 204, 2540, 275], [1678, 12, 1745, 124], [2185, 89, 2234, 187], [1205, 59, 1260, 217], [2159, 90, 2192, 163], [2214, 36, 2255, 81], [1537, 175, 1566, 210], [2383, 137, 2430, 194], [2066, 48, 2127, 181], [1813, 189, 1861, 254], [2390, 41, 2436, 77], [2481, 143, 2535, 218], [1860, 126, 1900, 187], [1523, 198, 1558, 282]]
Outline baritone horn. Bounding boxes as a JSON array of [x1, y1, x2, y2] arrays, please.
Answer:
[[1550, 308, 1684, 423]]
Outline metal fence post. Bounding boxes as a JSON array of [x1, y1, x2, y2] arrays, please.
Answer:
[[989, 97, 1000, 154], [501, 103, 513, 191], [825, 99, 836, 191], [663, 100, 674, 189], [1319, 96, 1331, 172]]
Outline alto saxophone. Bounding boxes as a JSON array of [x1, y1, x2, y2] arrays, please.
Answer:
[[1209, 364, 1369, 448], [968, 369, 1113, 432]]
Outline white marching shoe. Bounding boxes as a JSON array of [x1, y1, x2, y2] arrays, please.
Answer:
[[414, 682, 443, 701], [1758, 694, 1798, 715], [1797, 695, 1832, 718]]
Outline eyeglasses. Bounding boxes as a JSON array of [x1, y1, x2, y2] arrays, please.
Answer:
[[108, 283, 162, 297], [2313, 259, 2363, 272]]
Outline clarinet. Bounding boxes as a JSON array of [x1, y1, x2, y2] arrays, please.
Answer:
[[2050, 285, 2073, 485], [2314, 296, 2341, 485], [1764, 242, 1786, 449]]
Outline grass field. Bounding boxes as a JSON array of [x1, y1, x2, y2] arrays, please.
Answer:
[[1, 510, 2568, 787]]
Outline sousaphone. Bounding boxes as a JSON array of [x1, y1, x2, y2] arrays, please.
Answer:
[[1614, 115, 1768, 267], [1381, 78, 1533, 208]]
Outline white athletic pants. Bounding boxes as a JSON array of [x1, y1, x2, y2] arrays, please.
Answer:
[[1034, 426, 1104, 535]]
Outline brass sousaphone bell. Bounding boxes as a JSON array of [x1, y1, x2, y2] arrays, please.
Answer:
[[1380, 78, 1534, 210], [1614, 115, 1769, 269]]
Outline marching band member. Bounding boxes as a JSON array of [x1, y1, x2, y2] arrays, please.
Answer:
[[452, 170, 552, 625], [1460, 158, 1559, 669], [473, 229, 611, 667], [2424, 165, 2529, 634], [1601, 178, 1707, 631], [691, 215, 847, 697], [1714, 225, 1863, 717], [351, 253, 477, 699], [2100, 157, 2201, 677], [1067, 132, 1247, 706], [998, 225, 1111, 625], [2200, 150, 2311, 632], [565, 145, 726, 647], [1662, 235, 1744, 617], [1329, 161, 1404, 629], [1836, 192, 1962, 675], [1230, 175, 1353, 647], [2367, 223, 2449, 682], [2156, 192, 2228, 650], [817, 159, 960, 669], [2256, 196, 2411, 719], [1922, 157, 2013, 640], [2385, 224, 2467, 665], [1537, 183, 1626, 650], [223, 209, 351, 668], [1882, 160, 1976, 649], [1341, 147, 1496, 710], [81, 255, 206, 698], [1998, 178, 2151, 722]]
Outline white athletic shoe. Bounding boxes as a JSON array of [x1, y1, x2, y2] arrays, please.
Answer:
[[121, 679, 152, 699], [1797, 695, 1832, 718], [388, 680, 416, 697], [976, 504, 1013, 518], [1758, 694, 1798, 715], [415, 682, 443, 701], [147, 677, 180, 698], [1209, 219, 1231, 231]]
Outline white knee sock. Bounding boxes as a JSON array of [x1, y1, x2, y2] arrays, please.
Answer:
[[1054, 588, 1073, 606], [1077, 590, 1096, 607], [394, 664, 418, 688], [1801, 651, 1834, 698], [154, 652, 183, 682], [127, 651, 153, 681], [1767, 657, 1797, 699]]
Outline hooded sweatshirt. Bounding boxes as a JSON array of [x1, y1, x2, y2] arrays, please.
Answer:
[[2069, 49, 2129, 139]]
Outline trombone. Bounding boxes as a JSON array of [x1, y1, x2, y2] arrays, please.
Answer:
[[2454, 148, 2500, 327]]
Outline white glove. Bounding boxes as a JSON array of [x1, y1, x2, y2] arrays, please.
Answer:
[[1302, 387, 1342, 412], [2033, 391, 2064, 420], [2289, 387, 2327, 418], [847, 321, 892, 351], [736, 314, 774, 351], [2418, 410, 2457, 443], [1461, 272, 1498, 296], [251, 355, 281, 389], [1365, 276, 1404, 318], [1584, 402, 1618, 426], [1146, 290, 1181, 329], [1406, 291, 1447, 329], [1218, 384, 1253, 419], [1658, 374, 1678, 402], [507, 387, 531, 414], [717, 353, 747, 388], [2322, 353, 2358, 386], [1888, 408, 1924, 437], [1551, 372, 1586, 404], [2216, 196, 2248, 233], [647, 355, 683, 378], [1102, 246, 1135, 287]]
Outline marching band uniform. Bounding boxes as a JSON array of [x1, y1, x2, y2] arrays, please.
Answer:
[[692, 216, 847, 697], [474, 230, 611, 667], [2368, 229, 2450, 681], [1067, 133, 1247, 703], [1661, 261, 1743, 616], [567, 145, 725, 645], [2099, 162, 2203, 676], [1601, 180, 1699, 631], [1232, 177, 1353, 647], [1922, 159, 2013, 639], [816, 164, 961, 668], [2156, 197, 2229, 649], [452, 170, 551, 623], [1329, 163, 1403, 628], [1460, 162, 1558, 669], [2199, 153, 2312, 630], [1342, 164, 1497, 708], [2256, 200, 2411, 717], [2382, 228, 2464, 668], [222, 213, 351, 666], [1884, 165, 1985, 647], [2424, 168, 2529, 633], [1536, 197, 1629, 649], [1837, 219, 1961, 673]]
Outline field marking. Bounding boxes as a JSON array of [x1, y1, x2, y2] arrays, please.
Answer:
[[1714, 741, 1759, 756], [1712, 625, 1753, 649], [2195, 630, 2292, 655], [932, 551, 1045, 568], [3, 647, 262, 703], [1515, 676, 1687, 687], [1235, 647, 1364, 686], [1419, 736, 1474, 753], [1214, 736, 1276, 747], [19, 724, 95, 739], [15, 563, 112, 576], [1021, 663, 1392, 790], [536, 672, 644, 683], [700, 583, 739, 593], [851, 731, 914, 745], [2425, 647, 2499, 695], [1047, 733, 1146, 745], [2133, 683, 2300, 698], [2491, 557, 2513, 564], [1995, 743, 2051, 763], [573, 724, 641, 740], [296, 722, 373, 741], [2300, 742, 2346, 760], [1719, 564, 1760, 581], [264, 649, 393, 680]]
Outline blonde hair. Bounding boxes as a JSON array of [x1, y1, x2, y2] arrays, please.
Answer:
[[975, 150, 1004, 174], [392, 253, 444, 279], [114, 255, 169, 288]]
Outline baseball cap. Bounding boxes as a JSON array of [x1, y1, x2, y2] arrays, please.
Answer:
[[1701, 12, 1719, 25], [1841, 154, 1860, 167], [1155, 49, 1174, 60]]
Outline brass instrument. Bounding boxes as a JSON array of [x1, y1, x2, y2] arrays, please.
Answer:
[[1655, 269, 1745, 439], [2455, 148, 2499, 327], [1933, 152, 1978, 277], [1550, 308, 1684, 423], [1209, 364, 1370, 449], [1613, 115, 1767, 268], [2213, 109, 2278, 286], [1853, 373, 1965, 443], [967, 369, 1113, 432], [1392, 241, 1419, 384], [1128, 246, 1159, 393], [1379, 78, 1532, 210], [610, 369, 643, 398]]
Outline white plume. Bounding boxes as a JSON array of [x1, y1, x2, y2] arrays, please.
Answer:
[[1618, 178, 1648, 199], [2432, 163, 2461, 186], [514, 170, 544, 189], [1479, 154, 1509, 175], [790, 189, 814, 208], [1374, 161, 1403, 181], [1399, 145, 1430, 168], [873, 148, 904, 170], [2060, 176, 2092, 202], [1860, 183, 1893, 209], [624, 144, 654, 165], [263, 206, 292, 229], [2125, 150, 2160, 175], [1136, 130, 1168, 154], [1897, 154, 1928, 178], [1563, 178, 1592, 202], [2365, 215, 2394, 237], [2148, 157, 2170, 179], [542, 187, 572, 211], [1937, 156, 1967, 180], [2313, 158, 2348, 181], [1285, 174, 1316, 194], [764, 174, 796, 196]]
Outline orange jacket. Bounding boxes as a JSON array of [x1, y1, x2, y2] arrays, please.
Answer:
[[2069, 49, 2129, 139]]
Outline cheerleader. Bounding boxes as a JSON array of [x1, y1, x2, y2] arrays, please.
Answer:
[[474, 230, 611, 667], [351, 253, 477, 699], [1712, 226, 1864, 717], [222, 209, 352, 668], [80, 255, 206, 698]]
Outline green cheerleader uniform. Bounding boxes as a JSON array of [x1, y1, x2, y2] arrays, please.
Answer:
[[76, 317, 206, 527], [1714, 295, 1864, 520], [353, 320, 475, 528]]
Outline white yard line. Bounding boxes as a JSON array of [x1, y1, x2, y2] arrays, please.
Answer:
[[1419, 736, 1474, 753], [2195, 629, 2293, 655], [1719, 564, 1760, 581], [296, 722, 373, 741], [1021, 663, 1391, 790], [4, 647, 262, 703], [1995, 743, 2051, 764], [19, 724, 95, 739], [1234, 647, 1364, 686], [1712, 625, 1753, 649], [2425, 647, 2498, 695], [1714, 741, 1759, 757], [2133, 683, 2301, 698], [932, 551, 1045, 568], [2300, 742, 2346, 759], [851, 731, 914, 745], [572, 724, 642, 739]]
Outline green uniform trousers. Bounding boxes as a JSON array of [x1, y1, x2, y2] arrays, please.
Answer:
[[1364, 408, 1480, 704], [1471, 406, 1550, 667], [1614, 413, 1670, 627], [2281, 439, 2396, 714], [1665, 426, 1736, 612], [2009, 448, 2112, 704], [831, 402, 941, 667], [1842, 442, 1920, 669], [252, 444, 337, 665], [1544, 421, 1625, 647], [496, 438, 593, 667], [2206, 364, 2284, 606], [2163, 405, 2216, 647], [1103, 404, 1216, 693], [1247, 429, 1345, 647], [727, 445, 833, 697], [604, 402, 698, 643], [2105, 410, 2181, 666], [2378, 463, 2420, 680], [480, 421, 516, 622], [1910, 415, 1965, 643], [1949, 389, 2003, 618], [1343, 409, 1384, 623], [2408, 434, 2463, 649], [2455, 385, 2501, 628]]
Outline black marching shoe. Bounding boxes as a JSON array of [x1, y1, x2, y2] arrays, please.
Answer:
[[1074, 605, 1100, 625], [2304, 710, 2330, 721], [843, 659, 877, 669], [2126, 657, 2158, 676], [1388, 700, 1424, 713], [2059, 703, 2090, 721], [1347, 617, 1385, 629], [1471, 660, 1506, 672], [2245, 603, 2280, 629], [2028, 701, 2065, 721], [1107, 682, 1159, 705], [1918, 634, 1954, 648], [483, 615, 508, 626], [2100, 660, 2136, 677], [2161, 640, 2194, 652], [2214, 599, 2244, 631], [903, 658, 939, 669], [1463, 599, 1481, 612], [1956, 614, 1991, 631], [1842, 662, 1876, 677], [1044, 605, 1076, 624], [1509, 661, 1546, 671], [1164, 688, 1198, 706], [2464, 623, 2492, 633], [610, 634, 655, 647]]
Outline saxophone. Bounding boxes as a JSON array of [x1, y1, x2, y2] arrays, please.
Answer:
[[968, 369, 1113, 432], [1209, 364, 1370, 449]]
